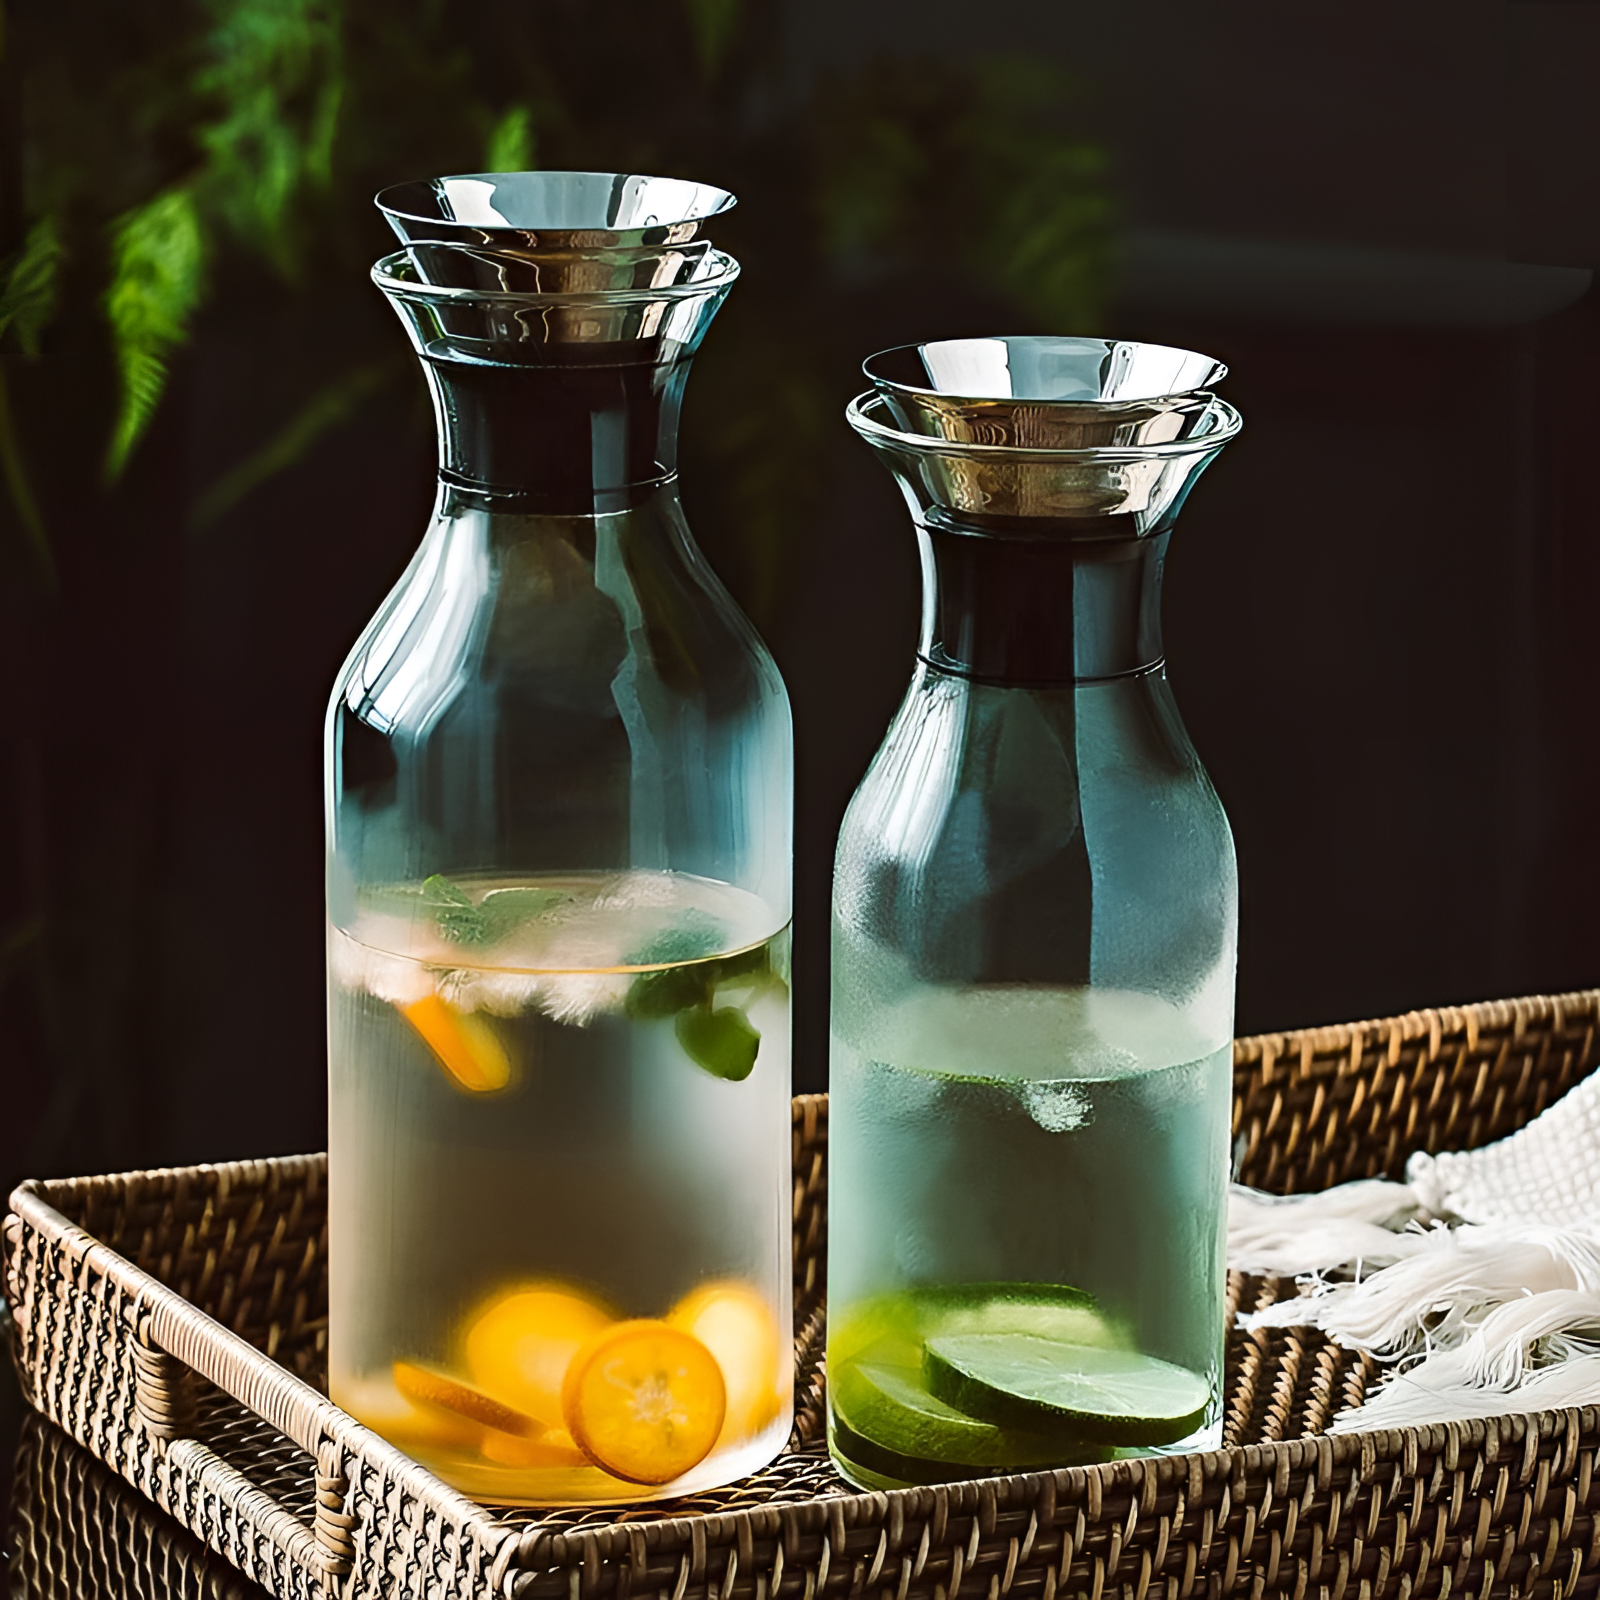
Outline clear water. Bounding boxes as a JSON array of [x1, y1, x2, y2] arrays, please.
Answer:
[[827, 980, 1230, 1482], [328, 870, 792, 1504]]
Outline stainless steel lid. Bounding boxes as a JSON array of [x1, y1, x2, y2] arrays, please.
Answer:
[[864, 336, 1228, 451], [376, 171, 735, 251], [850, 336, 1240, 525], [372, 170, 739, 340]]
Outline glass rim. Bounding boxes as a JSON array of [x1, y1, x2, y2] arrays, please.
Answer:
[[370, 246, 741, 306], [845, 389, 1243, 462]]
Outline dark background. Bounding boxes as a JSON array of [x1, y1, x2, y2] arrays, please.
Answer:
[[3, 0, 1600, 1575]]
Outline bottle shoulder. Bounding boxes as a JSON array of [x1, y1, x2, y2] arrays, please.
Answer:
[[838, 665, 1235, 947], [832, 668, 1235, 998], [329, 497, 787, 742], [839, 669, 1229, 855]]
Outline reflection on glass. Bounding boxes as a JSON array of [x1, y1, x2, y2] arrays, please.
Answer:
[[325, 175, 793, 1506], [827, 337, 1242, 1490]]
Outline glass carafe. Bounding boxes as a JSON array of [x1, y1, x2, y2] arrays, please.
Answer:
[[826, 337, 1242, 1488], [325, 174, 793, 1506]]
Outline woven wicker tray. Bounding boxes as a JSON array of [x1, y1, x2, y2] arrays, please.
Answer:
[[8, 1409, 272, 1600], [6, 990, 1600, 1600]]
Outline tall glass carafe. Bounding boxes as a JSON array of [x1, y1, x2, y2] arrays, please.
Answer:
[[325, 174, 793, 1505], [826, 338, 1241, 1489]]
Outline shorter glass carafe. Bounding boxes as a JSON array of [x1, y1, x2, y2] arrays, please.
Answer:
[[826, 337, 1242, 1488]]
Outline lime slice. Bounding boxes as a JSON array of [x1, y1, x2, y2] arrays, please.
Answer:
[[933, 1293, 1121, 1348], [924, 1282, 1096, 1310], [923, 1334, 1211, 1446], [830, 1411, 1104, 1487], [831, 1355, 1101, 1483], [830, 1283, 1118, 1369]]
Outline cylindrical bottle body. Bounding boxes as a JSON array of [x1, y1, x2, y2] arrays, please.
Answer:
[[827, 663, 1236, 1487], [326, 489, 793, 1504]]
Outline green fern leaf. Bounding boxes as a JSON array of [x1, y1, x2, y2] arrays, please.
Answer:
[[0, 217, 64, 357], [103, 188, 205, 481], [484, 106, 535, 173], [194, 0, 344, 269]]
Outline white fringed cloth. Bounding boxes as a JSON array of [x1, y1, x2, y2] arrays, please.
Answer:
[[1228, 1063, 1600, 1431]]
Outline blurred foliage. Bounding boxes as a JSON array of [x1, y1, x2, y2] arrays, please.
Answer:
[[104, 187, 206, 478], [813, 58, 1107, 320], [2, 0, 1108, 576], [0, 0, 1108, 1173]]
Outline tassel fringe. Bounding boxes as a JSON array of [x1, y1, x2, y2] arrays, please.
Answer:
[[1228, 1066, 1600, 1430]]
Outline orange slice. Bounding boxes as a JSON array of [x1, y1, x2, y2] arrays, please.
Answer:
[[668, 1280, 785, 1443], [336, 1377, 484, 1455], [561, 1320, 726, 1485], [464, 1282, 615, 1426], [479, 1426, 591, 1469], [392, 1361, 544, 1438], [401, 993, 512, 1092]]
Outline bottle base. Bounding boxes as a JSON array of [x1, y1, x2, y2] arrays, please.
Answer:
[[827, 1416, 1223, 1492], [392, 1411, 795, 1508]]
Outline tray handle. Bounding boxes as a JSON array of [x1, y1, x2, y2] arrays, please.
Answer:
[[130, 1316, 354, 1573], [130, 1291, 357, 1578], [9, 1186, 358, 1578], [132, 1316, 198, 1438]]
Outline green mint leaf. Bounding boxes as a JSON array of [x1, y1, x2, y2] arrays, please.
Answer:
[[675, 1004, 760, 1082], [477, 886, 572, 945], [625, 909, 725, 969], [626, 963, 712, 1020], [421, 874, 486, 943], [712, 942, 771, 983]]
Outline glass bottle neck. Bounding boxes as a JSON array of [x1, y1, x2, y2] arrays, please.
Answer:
[[916, 512, 1169, 686], [420, 345, 691, 515]]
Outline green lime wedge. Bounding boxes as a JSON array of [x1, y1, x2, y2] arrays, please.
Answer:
[[923, 1334, 1211, 1446], [831, 1355, 1103, 1484]]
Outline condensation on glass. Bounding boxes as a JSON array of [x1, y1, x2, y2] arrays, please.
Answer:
[[324, 173, 793, 1505], [827, 338, 1242, 1489]]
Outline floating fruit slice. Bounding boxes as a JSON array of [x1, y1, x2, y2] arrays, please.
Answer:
[[668, 1280, 784, 1442], [479, 1426, 591, 1469], [464, 1282, 615, 1427], [401, 993, 512, 1092], [829, 1283, 1115, 1370], [561, 1319, 726, 1485], [931, 1289, 1122, 1348], [392, 1360, 545, 1438], [337, 1377, 485, 1455], [923, 1334, 1210, 1446], [832, 1356, 1083, 1478]]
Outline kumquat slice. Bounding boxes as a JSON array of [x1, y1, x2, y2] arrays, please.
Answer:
[[668, 1280, 784, 1442], [479, 1427, 591, 1469], [561, 1320, 726, 1485], [392, 1361, 544, 1439], [401, 993, 513, 1093], [464, 1282, 615, 1427], [337, 1376, 484, 1454]]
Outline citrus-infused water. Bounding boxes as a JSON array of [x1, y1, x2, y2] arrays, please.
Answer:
[[328, 870, 792, 1504], [827, 979, 1230, 1487]]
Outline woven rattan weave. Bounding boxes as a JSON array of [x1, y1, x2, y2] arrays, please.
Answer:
[[8, 1410, 272, 1600], [6, 990, 1600, 1600]]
